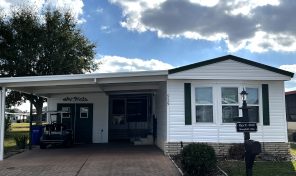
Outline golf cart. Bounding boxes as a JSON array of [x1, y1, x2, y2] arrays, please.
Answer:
[[40, 111, 73, 149]]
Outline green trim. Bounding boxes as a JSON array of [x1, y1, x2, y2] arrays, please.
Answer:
[[262, 84, 270, 126], [169, 55, 294, 78], [184, 83, 192, 125]]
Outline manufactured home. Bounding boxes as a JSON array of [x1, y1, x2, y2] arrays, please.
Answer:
[[0, 55, 294, 160], [286, 90, 296, 140]]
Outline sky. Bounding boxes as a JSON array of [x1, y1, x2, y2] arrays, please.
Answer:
[[1, 0, 296, 111]]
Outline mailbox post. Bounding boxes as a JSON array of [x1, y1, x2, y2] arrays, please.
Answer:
[[237, 89, 261, 176]]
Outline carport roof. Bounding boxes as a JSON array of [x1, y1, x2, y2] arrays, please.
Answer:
[[0, 70, 168, 85], [0, 70, 168, 96]]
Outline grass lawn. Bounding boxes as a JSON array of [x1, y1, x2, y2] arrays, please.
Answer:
[[218, 143, 296, 176], [11, 123, 30, 132], [219, 161, 296, 176], [290, 143, 296, 156]]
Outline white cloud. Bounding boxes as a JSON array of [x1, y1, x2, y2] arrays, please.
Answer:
[[94, 55, 174, 73], [96, 7, 104, 13], [100, 25, 112, 33], [77, 17, 86, 24], [280, 64, 296, 92], [285, 87, 296, 92], [189, 0, 220, 7], [0, 0, 11, 14], [110, 0, 296, 53], [0, 0, 85, 23], [280, 64, 296, 73]]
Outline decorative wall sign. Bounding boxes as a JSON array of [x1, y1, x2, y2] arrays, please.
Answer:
[[62, 96, 88, 102]]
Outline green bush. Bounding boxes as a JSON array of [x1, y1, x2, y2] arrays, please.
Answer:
[[228, 144, 245, 160], [14, 135, 28, 149], [181, 143, 217, 176]]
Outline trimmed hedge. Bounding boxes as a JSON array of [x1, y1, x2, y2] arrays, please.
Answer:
[[181, 143, 217, 176]]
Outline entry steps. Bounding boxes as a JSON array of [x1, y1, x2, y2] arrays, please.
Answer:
[[132, 135, 154, 145]]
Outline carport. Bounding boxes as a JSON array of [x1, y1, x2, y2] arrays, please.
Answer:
[[0, 70, 168, 160]]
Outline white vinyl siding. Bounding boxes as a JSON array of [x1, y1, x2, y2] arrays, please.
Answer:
[[167, 80, 288, 143], [168, 59, 291, 81]]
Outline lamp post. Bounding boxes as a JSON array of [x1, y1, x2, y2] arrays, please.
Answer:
[[236, 89, 261, 176], [240, 89, 253, 176]]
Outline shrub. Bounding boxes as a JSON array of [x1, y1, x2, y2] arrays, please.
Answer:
[[181, 143, 217, 176], [14, 135, 28, 149], [228, 144, 245, 160]]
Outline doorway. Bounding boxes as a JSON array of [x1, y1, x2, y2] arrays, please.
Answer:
[[57, 103, 93, 144], [109, 94, 152, 142]]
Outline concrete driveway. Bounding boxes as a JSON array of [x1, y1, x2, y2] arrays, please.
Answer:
[[0, 144, 180, 176]]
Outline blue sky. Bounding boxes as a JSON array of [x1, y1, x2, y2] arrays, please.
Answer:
[[1, 0, 295, 91]]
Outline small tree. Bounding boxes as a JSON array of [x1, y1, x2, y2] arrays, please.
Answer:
[[0, 7, 97, 123]]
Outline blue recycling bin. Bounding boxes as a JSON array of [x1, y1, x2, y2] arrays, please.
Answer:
[[31, 126, 44, 145]]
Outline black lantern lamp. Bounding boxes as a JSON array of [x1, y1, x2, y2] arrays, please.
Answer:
[[240, 88, 248, 122], [240, 88, 248, 102]]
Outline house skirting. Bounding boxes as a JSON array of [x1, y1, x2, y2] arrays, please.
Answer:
[[165, 142, 289, 158]]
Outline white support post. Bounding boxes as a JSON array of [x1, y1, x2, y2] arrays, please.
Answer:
[[0, 87, 6, 161]]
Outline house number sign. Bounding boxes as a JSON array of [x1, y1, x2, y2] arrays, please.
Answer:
[[236, 122, 257, 132], [62, 96, 88, 102]]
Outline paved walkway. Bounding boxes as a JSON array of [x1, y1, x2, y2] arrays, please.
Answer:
[[0, 144, 180, 176]]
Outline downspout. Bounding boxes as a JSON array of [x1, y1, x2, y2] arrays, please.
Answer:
[[0, 87, 6, 161]]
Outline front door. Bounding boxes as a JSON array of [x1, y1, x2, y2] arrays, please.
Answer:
[[57, 103, 93, 144]]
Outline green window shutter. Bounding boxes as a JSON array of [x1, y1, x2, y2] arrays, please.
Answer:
[[184, 83, 192, 125], [262, 84, 270, 125]]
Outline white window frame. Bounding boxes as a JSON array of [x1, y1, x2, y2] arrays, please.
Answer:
[[62, 107, 71, 119], [220, 86, 240, 124], [194, 86, 214, 123], [218, 84, 261, 125], [245, 86, 260, 123], [80, 107, 89, 118], [192, 84, 217, 125], [190, 82, 262, 125]]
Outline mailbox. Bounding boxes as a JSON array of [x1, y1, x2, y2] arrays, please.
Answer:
[[245, 140, 261, 155]]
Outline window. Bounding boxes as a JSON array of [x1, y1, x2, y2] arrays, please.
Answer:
[[246, 88, 259, 122], [222, 87, 239, 123], [62, 107, 70, 118], [195, 87, 213, 122], [80, 107, 89, 118], [286, 95, 296, 122]]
